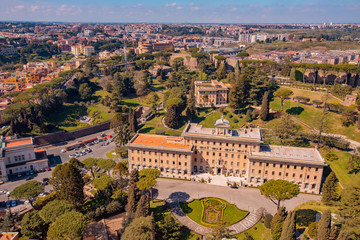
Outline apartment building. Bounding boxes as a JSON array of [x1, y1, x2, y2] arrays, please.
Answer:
[[194, 80, 231, 107], [0, 136, 48, 182], [127, 116, 326, 193]]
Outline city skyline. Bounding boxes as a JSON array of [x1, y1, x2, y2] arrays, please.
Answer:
[[0, 0, 360, 24]]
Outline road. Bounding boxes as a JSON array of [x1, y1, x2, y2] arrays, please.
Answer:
[[155, 178, 321, 215], [0, 130, 118, 212]]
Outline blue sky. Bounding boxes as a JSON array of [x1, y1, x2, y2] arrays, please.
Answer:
[[0, 0, 359, 23]]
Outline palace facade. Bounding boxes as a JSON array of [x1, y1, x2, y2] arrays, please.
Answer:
[[194, 80, 231, 107], [126, 116, 326, 193]]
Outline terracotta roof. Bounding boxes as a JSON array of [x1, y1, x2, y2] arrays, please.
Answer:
[[131, 134, 189, 149], [5, 139, 32, 147]]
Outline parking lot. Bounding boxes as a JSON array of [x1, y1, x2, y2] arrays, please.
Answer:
[[0, 130, 119, 212]]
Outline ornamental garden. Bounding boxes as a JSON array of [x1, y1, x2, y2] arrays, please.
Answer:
[[179, 197, 249, 227]]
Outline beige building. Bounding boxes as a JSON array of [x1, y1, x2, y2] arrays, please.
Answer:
[[0, 136, 48, 182], [127, 116, 326, 194], [194, 80, 231, 107]]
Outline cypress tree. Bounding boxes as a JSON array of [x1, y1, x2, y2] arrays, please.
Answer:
[[273, 223, 283, 240], [321, 172, 338, 204], [245, 109, 252, 122], [329, 226, 340, 240], [135, 195, 149, 218], [234, 61, 241, 80], [128, 108, 137, 133], [129, 169, 139, 186], [271, 207, 287, 234], [126, 184, 137, 215], [280, 211, 296, 240], [317, 210, 331, 240], [260, 91, 270, 121]]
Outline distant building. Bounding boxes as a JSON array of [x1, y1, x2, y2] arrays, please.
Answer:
[[194, 80, 231, 107], [0, 136, 48, 182], [344, 94, 357, 105], [84, 30, 94, 37], [0, 232, 19, 240], [126, 116, 325, 193], [149, 65, 172, 76], [83, 46, 95, 56]]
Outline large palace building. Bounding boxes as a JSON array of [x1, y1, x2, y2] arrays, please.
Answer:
[[126, 116, 326, 193], [194, 80, 231, 107]]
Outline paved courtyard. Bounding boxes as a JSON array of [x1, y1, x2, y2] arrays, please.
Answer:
[[155, 178, 321, 215]]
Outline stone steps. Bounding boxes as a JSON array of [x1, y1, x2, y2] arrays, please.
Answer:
[[167, 200, 262, 236]]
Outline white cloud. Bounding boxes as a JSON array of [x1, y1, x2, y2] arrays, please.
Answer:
[[13, 5, 25, 12], [56, 4, 82, 16], [135, 3, 143, 7], [191, 6, 199, 11], [30, 5, 39, 12], [176, 6, 183, 10], [164, 3, 177, 7], [230, 7, 237, 11], [189, 2, 194, 7]]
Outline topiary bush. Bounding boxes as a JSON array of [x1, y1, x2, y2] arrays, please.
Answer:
[[264, 213, 273, 229]]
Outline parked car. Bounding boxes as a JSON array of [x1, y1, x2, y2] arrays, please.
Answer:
[[61, 149, 66, 153], [24, 200, 30, 204], [26, 176, 33, 181], [0, 201, 6, 207], [17, 173, 22, 178], [43, 178, 50, 182], [11, 200, 17, 207], [6, 201, 10, 208], [46, 167, 51, 171]]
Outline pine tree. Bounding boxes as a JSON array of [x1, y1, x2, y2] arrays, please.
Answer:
[[271, 207, 287, 234], [126, 184, 138, 215], [280, 211, 296, 240], [229, 74, 250, 109], [260, 91, 270, 121], [322, 172, 338, 204], [135, 195, 149, 218], [317, 210, 331, 240], [164, 104, 180, 128]]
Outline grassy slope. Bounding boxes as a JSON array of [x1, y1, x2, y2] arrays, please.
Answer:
[[179, 198, 249, 227], [270, 98, 360, 142], [281, 86, 339, 104], [235, 222, 271, 240]]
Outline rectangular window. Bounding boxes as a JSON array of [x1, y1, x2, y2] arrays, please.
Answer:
[[266, 163, 269, 167], [279, 172, 281, 176], [258, 170, 261, 174], [307, 175, 310, 179], [293, 173, 296, 177], [272, 171, 275, 175], [294, 166, 297, 170]]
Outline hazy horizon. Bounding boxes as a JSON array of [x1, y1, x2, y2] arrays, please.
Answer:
[[1, 0, 359, 24]]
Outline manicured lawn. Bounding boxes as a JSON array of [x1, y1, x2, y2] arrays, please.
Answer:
[[197, 109, 246, 129], [179, 198, 249, 227], [319, 148, 360, 188], [235, 222, 271, 240], [150, 200, 201, 240], [139, 110, 185, 136], [281, 86, 338, 104], [270, 98, 360, 142], [294, 200, 339, 214], [106, 150, 121, 159], [47, 103, 114, 132]]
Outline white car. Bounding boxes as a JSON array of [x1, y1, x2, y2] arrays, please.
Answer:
[[61, 149, 66, 153]]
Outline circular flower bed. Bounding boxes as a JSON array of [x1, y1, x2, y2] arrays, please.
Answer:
[[179, 197, 249, 227]]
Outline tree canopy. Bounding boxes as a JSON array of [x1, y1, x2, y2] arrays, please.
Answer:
[[121, 215, 156, 240], [259, 180, 300, 209], [39, 200, 75, 223], [47, 210, 87, 240], [11, 180, 44, 207]]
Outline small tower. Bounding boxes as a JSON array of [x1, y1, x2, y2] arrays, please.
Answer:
[[214, 115, 230, 135]]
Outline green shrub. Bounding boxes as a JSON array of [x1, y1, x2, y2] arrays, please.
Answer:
[[296, 209, 318, 227], [325, 152, 339, 162], [233, 118, 239, 123], [106, 201, 123, 215], [228, 113, 233, 118], [307, 222, 318, 238], [155, 130, 166, 135], [264, 213, 273, 229], [34, 192, 58, 209]]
